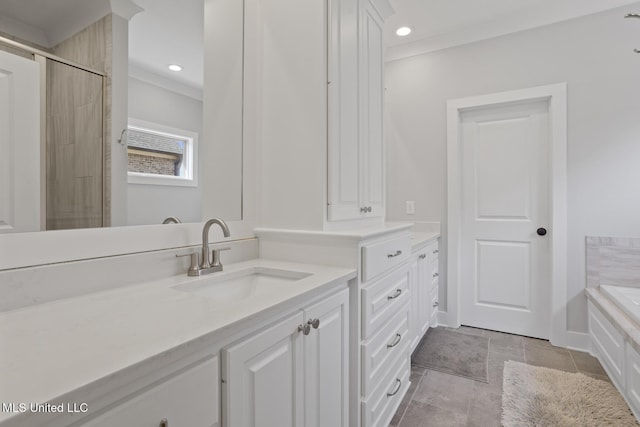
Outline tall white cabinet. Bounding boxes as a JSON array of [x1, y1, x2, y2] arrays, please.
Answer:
[[248, 0, 393, 229]]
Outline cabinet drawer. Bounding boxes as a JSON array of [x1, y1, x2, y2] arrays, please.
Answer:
[[362, 303, 410, 397], [361, 354, 410, 427], [589, 302, 625, 389], [82, 356, 219, 427], [362, 235, 411, 282], [362, 265, 411, 340]]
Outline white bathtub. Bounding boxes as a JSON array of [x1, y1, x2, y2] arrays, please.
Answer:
[[601, 285, 640, 326]]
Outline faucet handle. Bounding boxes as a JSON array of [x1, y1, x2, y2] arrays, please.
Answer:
[[211, 247, 231, 267], [176, 252, 199, 275]]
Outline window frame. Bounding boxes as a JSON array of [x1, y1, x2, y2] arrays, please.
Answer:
[[126, 118, 199, 188]]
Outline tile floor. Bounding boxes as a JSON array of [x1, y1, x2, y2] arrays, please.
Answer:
[[389, 326, 610, 427]]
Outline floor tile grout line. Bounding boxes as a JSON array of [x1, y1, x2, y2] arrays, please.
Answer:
[[396, 368, 427, 427], [567, 349, 579, 373]]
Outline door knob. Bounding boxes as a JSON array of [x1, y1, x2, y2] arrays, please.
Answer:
[[537, 228, 547, 236]]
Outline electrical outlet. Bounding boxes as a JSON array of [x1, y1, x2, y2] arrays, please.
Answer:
[[406, 201, 415, 215]]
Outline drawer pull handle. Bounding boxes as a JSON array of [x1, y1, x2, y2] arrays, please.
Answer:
[[387, 333, 402, 348], [298, 323, 311, 335], [160, 419, 168, 427], [307, 318, 320, 329], [433, 272, 439, 278], [388, 250, 402, 259], [419, 254, 427, 260], [433, 301, 439, 308], [387, 289, 402, 300], [433, 249, 439, 254], [387, 379, 402, 397]]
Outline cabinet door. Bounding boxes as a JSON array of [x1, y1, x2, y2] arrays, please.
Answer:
[[359, 0, 385, 218], [223, 312, 304, 427], [327, 0, 360, 221], [304, 288, 350, 427], [408, 259, 420, 351], [416, 253, 431, 336]]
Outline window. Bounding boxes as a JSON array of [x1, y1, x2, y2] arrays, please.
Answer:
[[126, 119, 198, 187]]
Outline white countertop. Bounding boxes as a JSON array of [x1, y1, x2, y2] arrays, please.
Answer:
[[410, 232, 440, 251], [0, 259, 356, 425]]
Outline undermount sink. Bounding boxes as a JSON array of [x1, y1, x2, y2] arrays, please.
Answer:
[[172, 267, 312, 304]]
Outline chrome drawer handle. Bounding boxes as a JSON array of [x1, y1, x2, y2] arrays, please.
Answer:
[[388, 250, 402, 259], [433, 272, 439, 278], [387, 289, 402, 300], [307, 318, 320, 329], [160, 419, 168, 427], [387, 379, 402, 397], [433, 249, 439, 254], [419, 254, 427, 260], [433, 301, 439, 308], [387, 333, 402, 348]]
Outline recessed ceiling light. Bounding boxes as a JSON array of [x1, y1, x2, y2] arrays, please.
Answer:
[[168, 64, 183, 72], [396, 26, 412, 37]]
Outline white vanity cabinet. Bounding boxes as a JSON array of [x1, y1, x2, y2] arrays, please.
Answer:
[[360, 234, 413, 427], [428, 241, 440, 328], [409, 239, 439, 352], [81, 356, 219, 427], [222, 288, 349, 427]]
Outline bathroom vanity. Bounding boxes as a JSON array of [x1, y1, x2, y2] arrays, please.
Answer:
[[0, 259, 355, 427]]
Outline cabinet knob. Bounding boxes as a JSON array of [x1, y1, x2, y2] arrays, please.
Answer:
[[419, 254, 427, 260], [360, 207, 367, 213], [433, 272, 439, 278], [298, 323, 311, 335], [160, 419, 168, 427], [433, 249, 439, 254], [387, 289, 402, 300], [433, 301, 439, 308], [307, 318, 320, 329]]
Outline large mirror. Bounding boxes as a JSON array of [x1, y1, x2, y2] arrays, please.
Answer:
[[0, 0, 243, 232]]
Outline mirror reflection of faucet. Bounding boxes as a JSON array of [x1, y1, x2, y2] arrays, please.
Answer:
[[176, 218, 231, 276], [162, 216, 182, 224]]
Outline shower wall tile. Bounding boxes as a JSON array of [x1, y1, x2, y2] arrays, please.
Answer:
[[586, 236, 640, 288]]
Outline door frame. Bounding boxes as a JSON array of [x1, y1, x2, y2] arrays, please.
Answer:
[[446, 83, 567, 346]]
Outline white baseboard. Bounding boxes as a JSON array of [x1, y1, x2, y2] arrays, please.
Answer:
[[565, 331, 590, 352], [437, 310, 448, 327]]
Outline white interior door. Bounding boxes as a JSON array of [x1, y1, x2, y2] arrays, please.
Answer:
[[0, 50, 40, 233], [460, 100, 550, 339]]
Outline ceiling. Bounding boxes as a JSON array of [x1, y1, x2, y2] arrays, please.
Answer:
[[2, 0, 639, 91], [385, 0, 640, 60], [128, 0, 203, 92]]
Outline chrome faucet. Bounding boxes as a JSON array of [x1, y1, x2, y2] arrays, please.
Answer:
[[200, 218, 231, 269], [176, 218, 231, 276]]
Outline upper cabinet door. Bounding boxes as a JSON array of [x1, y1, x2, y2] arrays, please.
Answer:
[[359, 0, 385, 218], [327, 0, 360, 222], [0, 50, 40, 233], [327, 0, 390, 222]]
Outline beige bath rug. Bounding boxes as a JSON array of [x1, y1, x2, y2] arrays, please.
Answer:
[[502, 360, 638, 426]]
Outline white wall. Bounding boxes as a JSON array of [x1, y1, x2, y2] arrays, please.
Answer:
[[127, 76, 203, 225], [385, 4, 640, 334]]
